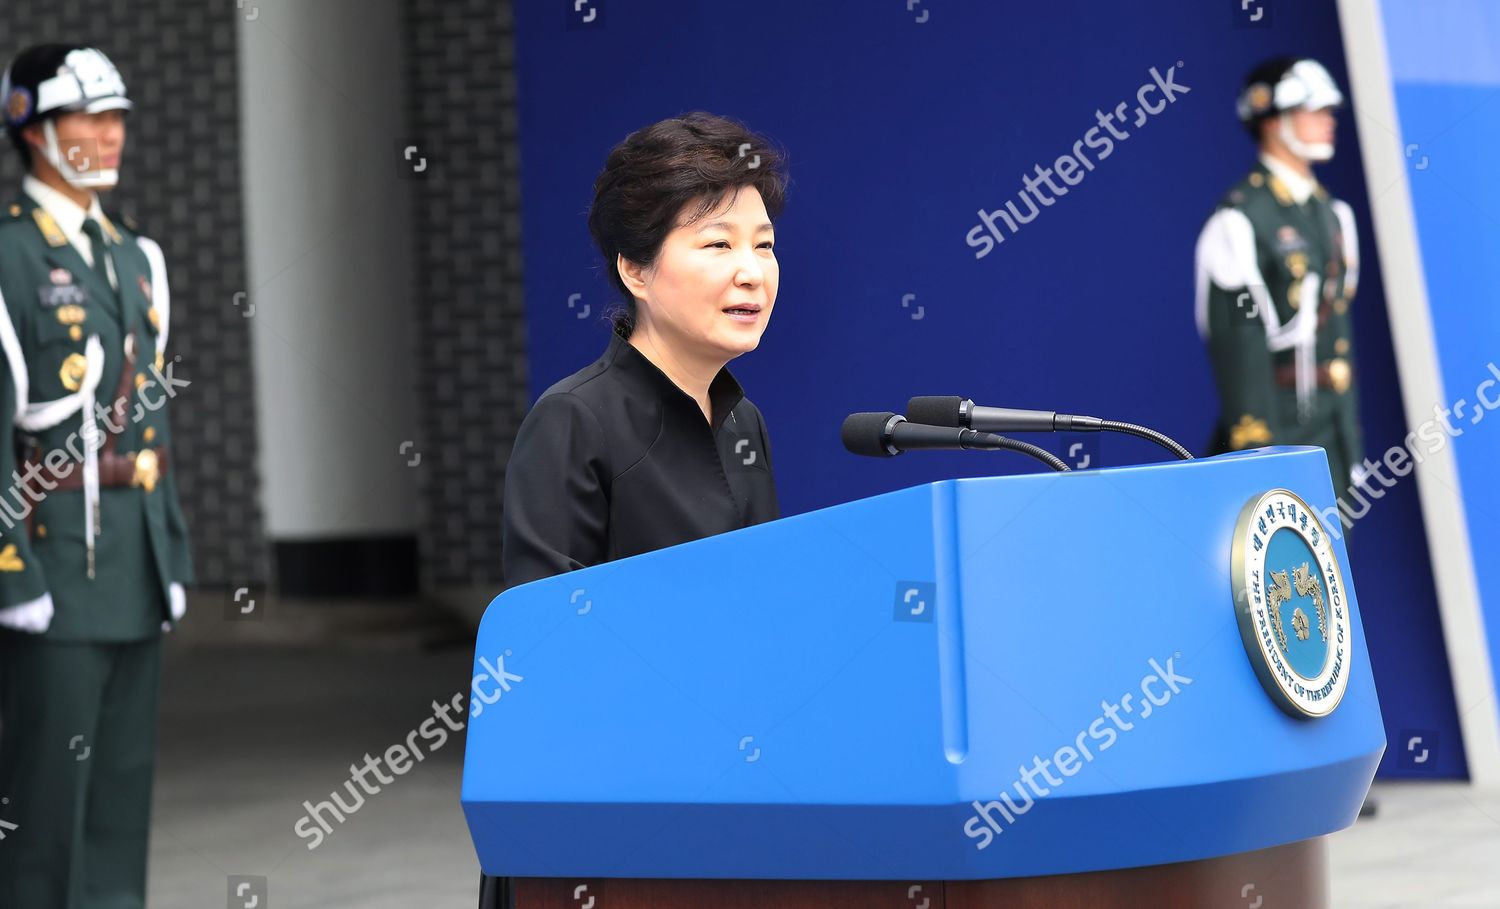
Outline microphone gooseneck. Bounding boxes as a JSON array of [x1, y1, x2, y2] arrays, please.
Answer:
[[906, 396, 1193, 461]]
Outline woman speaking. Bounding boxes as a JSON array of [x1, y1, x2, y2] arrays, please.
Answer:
[[479, 112, 787, 907]]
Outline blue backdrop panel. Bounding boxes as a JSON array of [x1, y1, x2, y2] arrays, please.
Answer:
[[1381, 0, 1500, 777], [512, 0, 1461, 777]]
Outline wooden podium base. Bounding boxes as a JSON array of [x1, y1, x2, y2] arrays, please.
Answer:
[[504, 838, 1327, 909]]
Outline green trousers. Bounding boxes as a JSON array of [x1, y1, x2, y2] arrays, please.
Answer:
[[0, 632, 162, 909]]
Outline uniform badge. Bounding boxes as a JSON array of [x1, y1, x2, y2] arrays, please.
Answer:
[[1229, 414, 1272, 450], [1231, 489, 1353, 718], [4, 87, 32, 127], [99, 215, 123, 245], [55, 303, 87, 326], [31, 208, 67, 247], [132, 449, 160, 494], [38, 284, 88, 309], [59, 352, 88, 392], [1245, 83, 1272, 115], [1327, 358, 1352, 394], [50, 267, 73, 285], [1285, 251, 1308, 279], [1267, 175, 1295, 207], [1275, 225, 1306, 254]]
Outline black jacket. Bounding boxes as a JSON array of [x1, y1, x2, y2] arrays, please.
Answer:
[[500, 328, 780, 590]]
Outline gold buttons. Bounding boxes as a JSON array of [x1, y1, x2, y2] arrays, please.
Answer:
[[1328, 358, 1352, 394], [132, 449, 160, 493], [36, 524, 46, 538], [69, 325, 82, 341], [59, 353, 87, 392], [1335, 338, 1350, 355], [143, 427, 156, 443]]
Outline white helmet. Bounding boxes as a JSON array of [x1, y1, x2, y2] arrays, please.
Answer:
[[2, 45, 133, 189], [1236, 58, 1343, 162]]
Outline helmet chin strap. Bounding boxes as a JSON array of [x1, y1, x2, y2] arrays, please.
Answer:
[[1277, 113, 1334, 163], [41, 119, 119, 191]]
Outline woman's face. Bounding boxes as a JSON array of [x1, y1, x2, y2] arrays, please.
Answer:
[[628, 186, 778, 361]]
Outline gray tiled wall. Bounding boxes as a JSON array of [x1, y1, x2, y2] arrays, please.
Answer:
[[403, 0, 527, 591]]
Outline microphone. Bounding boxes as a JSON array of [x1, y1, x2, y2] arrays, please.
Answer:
[[842, 411, 998, 457], [906, 396, 1193, 461], [906, 395, 1104, 433], [841, 412, 1069, 471]]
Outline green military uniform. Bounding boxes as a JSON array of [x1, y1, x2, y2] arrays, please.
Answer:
[[1196, 159, 1363, 494], [0, 193, 194, 903]]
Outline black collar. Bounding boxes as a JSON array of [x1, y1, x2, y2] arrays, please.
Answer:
[[604, 328, 746, 432]]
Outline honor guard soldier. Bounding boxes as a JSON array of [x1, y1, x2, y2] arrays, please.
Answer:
[[0, 45, 194, 908], [1195, 57, 1366, 498]]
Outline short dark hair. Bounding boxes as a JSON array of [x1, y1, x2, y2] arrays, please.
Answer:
[[587, 112, 788, 338]]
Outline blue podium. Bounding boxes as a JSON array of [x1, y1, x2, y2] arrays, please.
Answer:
[[464, 446, 1383, 908]]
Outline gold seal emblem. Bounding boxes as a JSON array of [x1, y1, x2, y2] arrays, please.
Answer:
[[59, 352, 88, 392], [1231, 488, 1353, 718], [55, 304, 87, 326], [132, 449, 160, 493]]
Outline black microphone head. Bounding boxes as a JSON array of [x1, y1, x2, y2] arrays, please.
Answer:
[[842, 411, 902, 457], [906, 395, 966, 427]]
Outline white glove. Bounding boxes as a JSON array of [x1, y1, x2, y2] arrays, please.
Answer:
[[162, 581, 187, 632], [0, 593, 54, 633]]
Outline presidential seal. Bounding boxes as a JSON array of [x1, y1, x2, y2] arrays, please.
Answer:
[[1231, 488, 1352, 718]]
